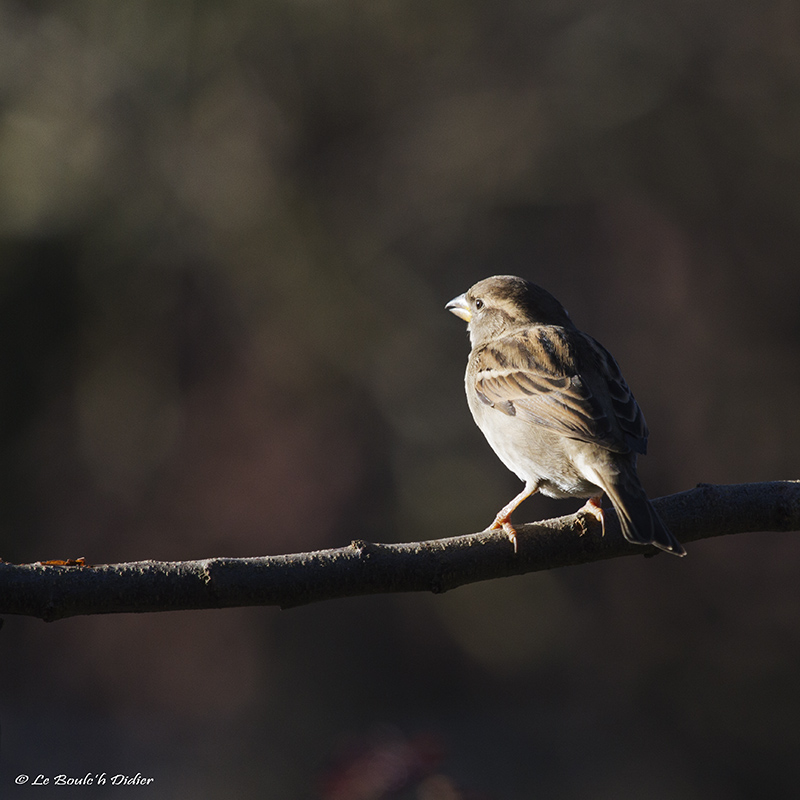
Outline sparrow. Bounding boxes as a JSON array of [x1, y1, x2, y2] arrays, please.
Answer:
[[446, 275, 685, 557]]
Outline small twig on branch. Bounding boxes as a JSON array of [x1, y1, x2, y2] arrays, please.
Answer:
[[1, 481, 798, 622]]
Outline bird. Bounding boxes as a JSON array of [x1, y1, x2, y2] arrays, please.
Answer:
[[446, 275, 685, 557]]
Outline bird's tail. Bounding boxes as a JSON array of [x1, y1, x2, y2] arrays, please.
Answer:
[[603, 477, 686, 557]]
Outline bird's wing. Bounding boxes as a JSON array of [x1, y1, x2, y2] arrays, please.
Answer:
[[581, 332, 649, 454], [471, 326, 648, 454]]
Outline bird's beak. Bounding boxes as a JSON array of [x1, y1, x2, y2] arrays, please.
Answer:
[[446, 293, 471, 322]]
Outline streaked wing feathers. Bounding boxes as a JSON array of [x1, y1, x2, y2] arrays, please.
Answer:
[[472, 327, 647, 454], [591, 334, 648, 453]]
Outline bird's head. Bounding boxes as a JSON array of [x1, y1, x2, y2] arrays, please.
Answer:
[[446, 275, 572, 346]]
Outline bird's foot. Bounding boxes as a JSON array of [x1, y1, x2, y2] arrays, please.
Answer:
[[490, 516, 519, 554], [577, 496, 605, 537]]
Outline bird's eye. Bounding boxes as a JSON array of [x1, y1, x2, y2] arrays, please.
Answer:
[[474, 298, 484, 310]]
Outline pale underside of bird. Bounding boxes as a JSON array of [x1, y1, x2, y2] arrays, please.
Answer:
[[447, 275, 686, 557]]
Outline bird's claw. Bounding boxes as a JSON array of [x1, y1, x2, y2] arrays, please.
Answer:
[[490, 517, 519, 553], [578, 496, 605, 537]]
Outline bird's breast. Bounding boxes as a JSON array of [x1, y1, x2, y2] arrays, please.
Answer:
[[467, 386, 603, 498]]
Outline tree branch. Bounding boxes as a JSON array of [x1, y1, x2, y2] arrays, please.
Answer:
[[2, 481, 798, 622]]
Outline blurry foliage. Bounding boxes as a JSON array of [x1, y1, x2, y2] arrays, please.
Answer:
[[1, 1, 800, 798]]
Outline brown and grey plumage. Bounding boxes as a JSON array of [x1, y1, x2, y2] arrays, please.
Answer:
[[446, 275, 685, 557]]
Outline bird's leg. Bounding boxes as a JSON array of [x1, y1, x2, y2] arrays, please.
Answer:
[[577, 495, 605, 537], [489, 481, 538, 553]]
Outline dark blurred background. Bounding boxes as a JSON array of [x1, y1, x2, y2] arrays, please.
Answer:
[[1, 1, 799, 798]]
